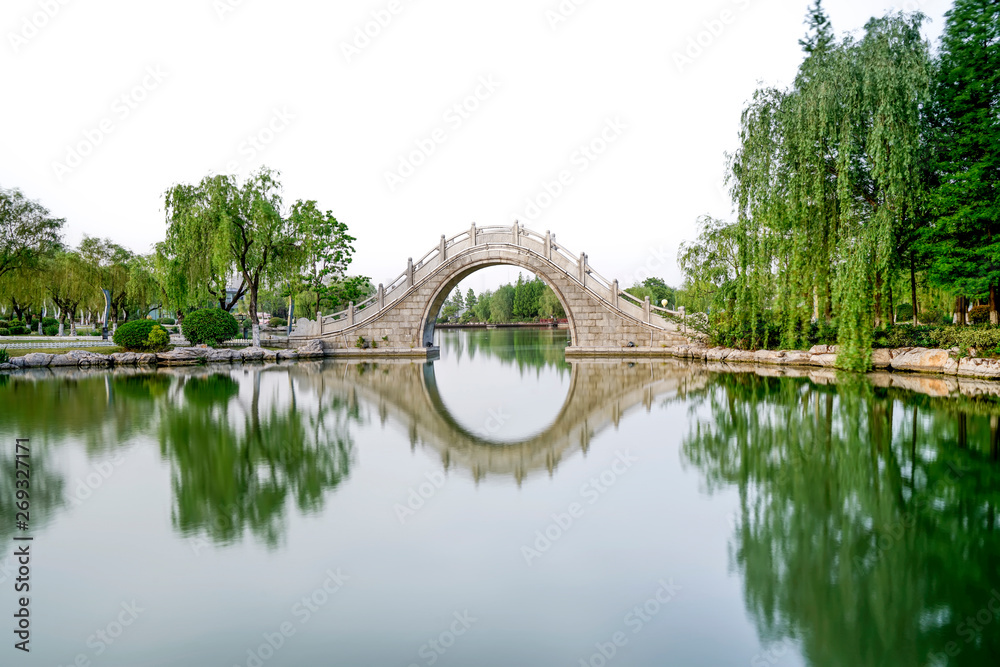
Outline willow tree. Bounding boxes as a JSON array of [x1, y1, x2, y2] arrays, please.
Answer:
[[728, 4, 930, 370], [45, 250, 92, 335], [79, 236, 136, 325], [163, 168, 305, 347], [291, 199, 355, 317]]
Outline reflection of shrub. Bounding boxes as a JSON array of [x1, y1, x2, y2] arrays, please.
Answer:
[[114, 320, 170, 351], [43, 325, 59, 336], [112, 373, 172, 401], [183, 374, 239, 406], [968, 305, 991, 325], [182, 309, 239, 346]]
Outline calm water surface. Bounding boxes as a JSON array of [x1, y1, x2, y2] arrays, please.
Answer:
[[1, 329, 998, 666]]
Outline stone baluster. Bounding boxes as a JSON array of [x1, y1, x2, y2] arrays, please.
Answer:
[[579, 252, 588, 286], [377, 283, 385, 310], [513, 222, 520, 245], [348, 302, 355, 326], [439, 235, 446, 265], [406, 257, 414, 288], [612, 279, 619, 308], [644, 296, 651, 323], [544, 231, 551, 260], [317, 312, 323, 335], [470, 223, 477, 246]]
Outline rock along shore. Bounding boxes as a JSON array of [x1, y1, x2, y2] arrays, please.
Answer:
[[0, 340, 325, 372], [659, 343, 1000, 379]]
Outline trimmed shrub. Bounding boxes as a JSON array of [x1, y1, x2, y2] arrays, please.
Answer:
[[113, 320, 170, 351], [145, 325, 170, 352], [158, 317, 176, 325], [968, 305, 991, 325], [182, 309, 239, 346], [8, 326, 26, 336], [268, 317, 287, 328], [90, 329, 103, 336], [921, 308, 945, 325], [0, 329, 9, 337], [41, 317, 58, 328], [0, 320, 9, 329], [43, 325, 59, 336], [895, 303, 914, 322]]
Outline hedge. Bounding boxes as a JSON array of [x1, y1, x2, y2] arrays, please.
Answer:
[[0, 329, 8, 337], [113, 320, 171, 352], [158, 317, 176, 325], [8, 326, 27, 336], [268, 317, 287, 328], [182, 309, 239, 346], [43, 325, 59, 336]]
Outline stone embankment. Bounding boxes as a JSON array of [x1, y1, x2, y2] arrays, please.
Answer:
[[664, 344, 1000, 379], [0, 340, 325, 371]]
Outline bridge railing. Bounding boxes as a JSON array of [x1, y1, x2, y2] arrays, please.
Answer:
[[297, 223, 687, 338]]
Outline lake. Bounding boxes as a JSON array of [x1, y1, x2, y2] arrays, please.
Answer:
[[1, 328, 998, 666]]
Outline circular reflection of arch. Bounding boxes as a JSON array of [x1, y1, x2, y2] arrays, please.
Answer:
[[420, 258, 578, 348]]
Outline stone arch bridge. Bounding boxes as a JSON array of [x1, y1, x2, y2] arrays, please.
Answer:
[[288, 358, 705, 483], [289, 224, 691, 355]]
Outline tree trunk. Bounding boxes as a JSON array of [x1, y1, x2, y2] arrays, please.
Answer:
[[887, 282, 894, 325], [991, 284, 999, 325], [910, 253, 919, 326], [874, 272, 884, 327], [58, 314, 66, 337], [955, 296, 966, 326]]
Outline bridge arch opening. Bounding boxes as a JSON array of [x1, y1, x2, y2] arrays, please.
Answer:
[[420, 260, 578, 348]]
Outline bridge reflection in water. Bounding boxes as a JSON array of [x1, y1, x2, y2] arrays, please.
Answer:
[[290, 356, 705, 484]]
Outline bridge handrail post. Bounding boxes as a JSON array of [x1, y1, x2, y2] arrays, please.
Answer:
[[470, 223, 477, 246], [579, 252, 587, 286], [544, 231, 551, 260], [612, 279, 619, 308], [512, 222, 520, 246], [644, 296, 651, 323], [679, 306, 686, 333], [318, 312, 323, 336], [348, 302, 355, 326], [377, 283, 385, 310], [406, 258, 414, 288], [439, 235, 446, 265]]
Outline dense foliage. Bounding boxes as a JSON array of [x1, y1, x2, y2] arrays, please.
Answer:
[[113, 320, 171, 352], [182, 309, 239, 346], [677, 0, 999, 369], [437, 275, 567, 324]]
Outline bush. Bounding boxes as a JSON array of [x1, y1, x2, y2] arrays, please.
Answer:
[[182, 309, 239, 346], [895, 303, 914, 322], [113, 320, 170, 351], [921, 308, 945, 325], [158, 317, 176, 325], [968, 305, 991, 325], [268, 317, 287, 328], [43, 325, 59, 336], [0, 329, 8, 337], [8, 326, 26, 336], [41, 317, 58, 328], [90, 329, 103, 336], [145, 325, 170, 352], [0, 320, 8, 329], [0, 348, 8, 364]]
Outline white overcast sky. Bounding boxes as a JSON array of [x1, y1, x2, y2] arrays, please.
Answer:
[[1, 0, 949, 294]]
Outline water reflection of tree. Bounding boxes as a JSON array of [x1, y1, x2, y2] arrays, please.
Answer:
[[442, 328, 571, 375], [680, 372, 1000, 666], [158, 371, 358, 548]]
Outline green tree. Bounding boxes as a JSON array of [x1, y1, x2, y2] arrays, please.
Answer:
[[923, 0, 1000, 322], [45, 250, 92, 335], [292, 200, 355, 317], [0, 186, 63, 282], [490, 284, 515, 322], [79, 236, 136, 326], [537, 285, 565, 318], [164, 168, 307, 347]]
